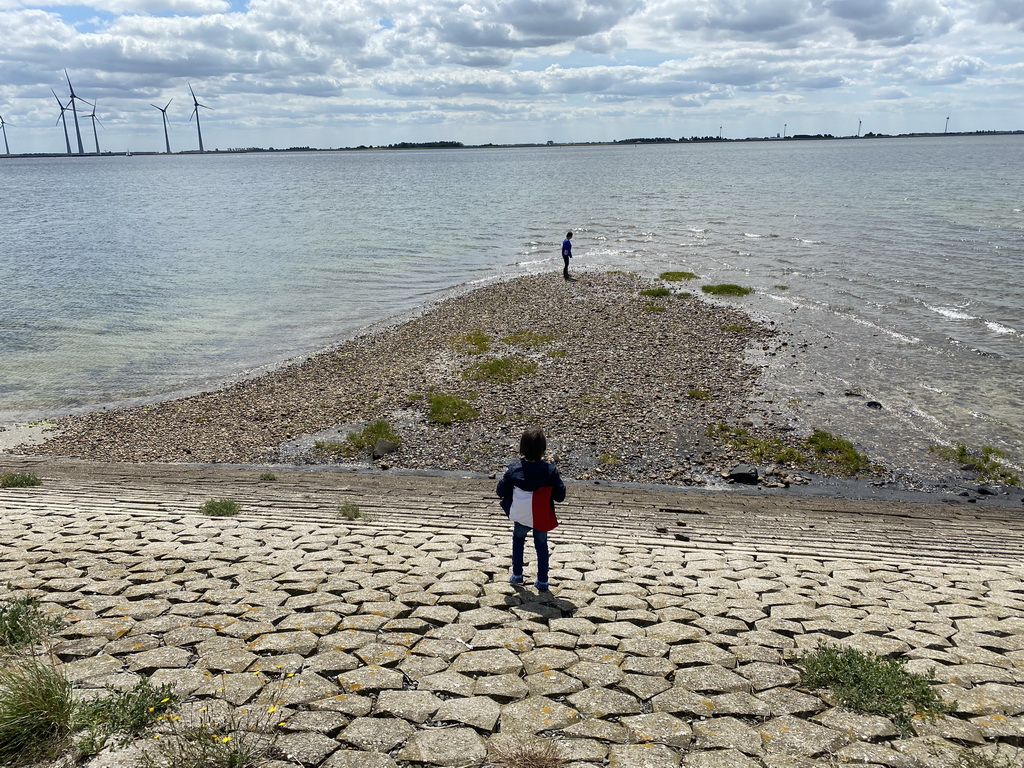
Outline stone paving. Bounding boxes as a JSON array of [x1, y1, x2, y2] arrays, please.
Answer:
[[1, 457, 1023, 768]]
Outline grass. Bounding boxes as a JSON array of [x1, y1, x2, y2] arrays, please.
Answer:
[[141, 703, 279, 768], [317, 420, 402, 459], [502, 330, 555, 347], [774, 284, 790, 290], [258, 472, 277, 482], [660, 271, 698, 281], [701, 284, 754, 297], [546, 349, 567, 358], [598, 453, 621, 466], [929, 443, 1021, 486], [464, 356, 538, 383], [337, 501, 372, 522], [708, 424, 807, 466], [687, 389, 712, 400], [796, 643, 952, 735], [490, 737, 565, 768], [643, 304, 667, 312], [75, 680, 178, 756], [0, 473, 42, 489], [450, 328, 491, 355], [200, 498, 241, 517], [0, 594, 62, 649], [807, 429, 873, 476], [427, 391, 480, 424], [0, 659, 76, 761], [640, 287, 672, 297]]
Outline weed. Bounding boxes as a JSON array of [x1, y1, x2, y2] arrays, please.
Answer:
[[808, 429, 872, 476], [490, 737, 565, 768], [0, 658, 76, 760], [640, 287, 672, 297], [678, 291, 693, 298], [598, 453, 621, 466], [200, 498, 241, 517], [643, 304, 667, 312], [142, 702, 279, 768], [318, 420, 403, 459], [660, 271, 698, 281], [929, 444, 1021, 487], [0, 473, 42, 489], [721, 324, 747, 332], [451, 328, 492, 355], [75, 680, 178, 756], [546, 349, 567, 358], [774, 284, 790, 290], [407, 392, 424, 402], [796, 643, 952, 734], [258, 472, 277, 482], [708, 424, 807, 466], [687, 389, 712, 400], [464, 356, 538, 383], [502, 330, 555, 347], [953, 746, 1024, 768], [338, 501, 372, 521], [701, 284, 754, 297], [0, 594, 62, 649], [427, 392, 480, 424]]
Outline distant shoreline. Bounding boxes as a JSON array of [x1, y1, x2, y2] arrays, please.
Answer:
[[2, 129, 1021, 160]]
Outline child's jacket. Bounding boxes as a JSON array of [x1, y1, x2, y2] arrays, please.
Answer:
[[497, 459, 566, 532]]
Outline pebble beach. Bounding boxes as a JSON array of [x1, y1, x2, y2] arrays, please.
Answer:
[[19, 271, 795, 484]]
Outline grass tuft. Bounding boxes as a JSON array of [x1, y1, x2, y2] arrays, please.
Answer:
[[427, 392, 480, 424], [796, 643, 952, 735], [0, 594, 62, 649], [450, 329, 491, 355], [643, 304, 667, 312], [490, 737, 565, 768], [317, 420, 402, 459], [464, 356, 538, 383], [701, 284, 753, 297], [502, 330, 555, 347], [929, 444, 1021, 486], [807, 429, 872, 476], [640, 287, 672, 297], [141, 703, 279, 768], [708, 424, 807, 466], [258, 472, 277, 482], [337, 501, 372, 522], [660, 271, 698, 281], [0, 658, 76, 760], [75, 680, 178, 756], [200, 498, 241, 517], [0, 473, 42, 489], [687, 389, 712, 400]]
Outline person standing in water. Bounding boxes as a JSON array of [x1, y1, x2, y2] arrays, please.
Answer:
[[561, 231, 573, 279]]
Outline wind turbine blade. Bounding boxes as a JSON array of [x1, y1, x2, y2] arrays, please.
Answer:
[[165, 99, 173, 110], [151, 103, 162, 110]]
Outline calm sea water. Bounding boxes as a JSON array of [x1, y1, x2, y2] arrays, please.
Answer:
[[2, 137, 1022, 471]]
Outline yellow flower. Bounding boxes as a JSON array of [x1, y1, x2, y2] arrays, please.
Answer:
[[222, 736, 231, 743], [268, 706, 277, 713]]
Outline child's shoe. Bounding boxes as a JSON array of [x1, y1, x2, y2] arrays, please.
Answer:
[[509, 574, 524, 585], [535, 580, 549, 592]]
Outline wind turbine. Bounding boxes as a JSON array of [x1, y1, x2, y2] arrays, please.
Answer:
[[152, 99, 172, 153], [188, 83, 212, 153], [0, 114, 9, 156], [52, 89, 73, 155], [84, 100, 102, 154], [64, 69, 87, 154]]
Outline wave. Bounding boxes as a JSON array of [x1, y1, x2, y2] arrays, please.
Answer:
[[926, 305, 977, 321], [986, 321, 1018, 335]]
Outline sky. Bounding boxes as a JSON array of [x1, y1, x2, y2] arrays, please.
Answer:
[[0, 0, 1022, 154]]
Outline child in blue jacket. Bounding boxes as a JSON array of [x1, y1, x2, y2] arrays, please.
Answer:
[[497, 426, 566, 591]]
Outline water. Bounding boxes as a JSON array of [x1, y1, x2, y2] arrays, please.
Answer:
[[2, 137, 1022, 472]]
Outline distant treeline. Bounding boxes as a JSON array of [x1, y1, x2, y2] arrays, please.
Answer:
[[384, 141, 465, 149]]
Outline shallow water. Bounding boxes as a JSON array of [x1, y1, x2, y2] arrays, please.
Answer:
[[2, 137, 1021, 474]]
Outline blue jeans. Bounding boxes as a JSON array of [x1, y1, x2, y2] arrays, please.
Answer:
[[511, 522, 549, 582]]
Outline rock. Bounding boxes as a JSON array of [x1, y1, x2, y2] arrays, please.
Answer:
[[396, 728, 487, 766], [373, 438, 399, 458], [727, 465, 759, 484]]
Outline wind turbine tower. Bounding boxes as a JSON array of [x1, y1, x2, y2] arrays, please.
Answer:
[[0, 114, 9, 156], [85, 100, 102, 154], [64, 69, 87, 154], [152, 99, 172, 153], [188, 84, 212, 153], [52, 90, 72, 155]]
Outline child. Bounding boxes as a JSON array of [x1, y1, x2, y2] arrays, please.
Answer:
[[497, 426, 566, 591]]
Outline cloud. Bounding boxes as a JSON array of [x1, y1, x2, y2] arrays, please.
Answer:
[[824, 0, 954, 45]]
